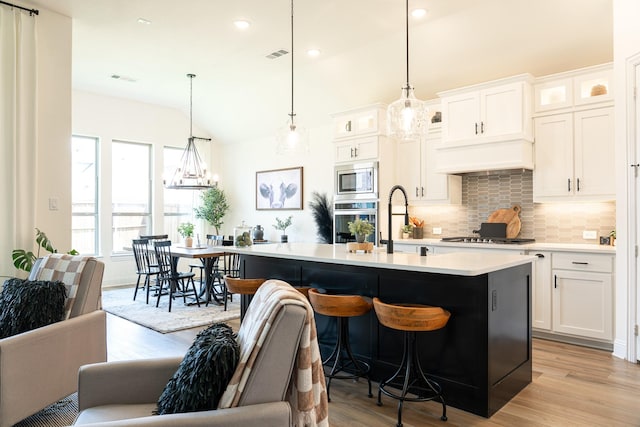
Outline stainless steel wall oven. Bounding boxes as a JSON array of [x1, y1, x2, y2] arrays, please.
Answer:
[[333, 200, 378, 245]]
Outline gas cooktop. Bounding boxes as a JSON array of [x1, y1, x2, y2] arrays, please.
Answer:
[[441, 237, 535, 245]]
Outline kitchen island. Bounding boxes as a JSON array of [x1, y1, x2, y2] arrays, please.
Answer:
[[225, 243, 535, 418]]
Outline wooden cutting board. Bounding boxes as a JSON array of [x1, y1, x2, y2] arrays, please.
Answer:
[[487, 205, 521, 238]]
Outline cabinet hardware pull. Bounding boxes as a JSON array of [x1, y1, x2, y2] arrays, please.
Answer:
[[350, 148, 354, 158], [481, 121, 484, 134], [554, 275, 557, 288], [345, 120, 351, 132], [571, 261, 589, 265], [577, 178, 580, 192], [421, 187, 424, 197], [416, 187, 419, 197], [535, 253, 545, 258], [354, 147, 358, 157], [631, 163, 640, 168], [475, 123, 478, 135], [567, 178, 571, 192]]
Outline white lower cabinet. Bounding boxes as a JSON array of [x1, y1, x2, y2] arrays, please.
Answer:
[[551, 252, 613, 341], [531, 250, 614, 346], [531, 252, 552, 331]]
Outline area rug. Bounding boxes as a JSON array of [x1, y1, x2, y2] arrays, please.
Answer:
[[102, 286, 240, 334], [14, 393, 77, 427]]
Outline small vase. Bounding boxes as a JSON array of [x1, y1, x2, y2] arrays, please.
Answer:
[[281, 235, 288, 243], [412, 227, 424, 239], [355, 234, 366, 243], [185, 236, 193, 247], [402, 232, 410, 239]]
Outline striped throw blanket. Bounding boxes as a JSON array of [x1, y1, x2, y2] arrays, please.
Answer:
[[218, 279, 329, 426]]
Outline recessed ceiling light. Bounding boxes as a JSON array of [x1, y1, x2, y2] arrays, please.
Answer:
[[307, 49, 321, 57], [137, 17, 152, 25], [234, 20, 251, 30], [411, 8, 427, 18]]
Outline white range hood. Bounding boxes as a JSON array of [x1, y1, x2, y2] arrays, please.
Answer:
[[434, 73, 535, 175], [435, 137, 534, 174]]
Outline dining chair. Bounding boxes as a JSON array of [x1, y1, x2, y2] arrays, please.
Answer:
[[153, 240, 200, 312], [131, 238, 160, 304], [139, 234, 168, 272], [189, 235, 223, 293]]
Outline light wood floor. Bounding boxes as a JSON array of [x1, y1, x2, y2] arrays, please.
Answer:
[[107, 313, 640, 426]]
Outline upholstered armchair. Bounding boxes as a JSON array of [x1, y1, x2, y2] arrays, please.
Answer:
[[73, 280, 328, 427], [0, 255, 106, 427]]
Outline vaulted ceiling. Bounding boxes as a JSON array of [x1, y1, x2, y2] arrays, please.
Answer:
[[28, 0, 613, 143]]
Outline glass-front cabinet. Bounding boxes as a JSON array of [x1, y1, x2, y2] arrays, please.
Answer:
[[534, 63, 613, 113]]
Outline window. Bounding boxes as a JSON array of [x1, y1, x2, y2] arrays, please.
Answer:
[[112, 141, 151, 253], [72, 135, 99, 255], [163, 147, 198, 242]]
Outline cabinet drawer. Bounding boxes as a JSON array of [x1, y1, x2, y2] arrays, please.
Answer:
[[552, 253, 613, 273]]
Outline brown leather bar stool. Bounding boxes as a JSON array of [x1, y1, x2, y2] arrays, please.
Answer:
[[223, 277, 265, 322], [373, 298, 451, 426], [308, 288, 373, 402]]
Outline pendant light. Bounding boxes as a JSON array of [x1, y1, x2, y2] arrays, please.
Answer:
[[275, 0, 309, 155], [387, 0, 427, 141], [164, 73, 214, 190]]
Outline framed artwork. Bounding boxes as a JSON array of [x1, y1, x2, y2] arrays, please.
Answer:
[[256, 166, 303, 210]]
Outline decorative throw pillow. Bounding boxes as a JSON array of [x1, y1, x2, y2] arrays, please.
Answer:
[[156, 323, 240, 414], [0, 278, 67, 339]]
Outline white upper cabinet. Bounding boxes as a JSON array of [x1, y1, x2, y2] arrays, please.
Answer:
[[440, 76, 533, 145], [395, 100, 461, 205], [533, 107, 615, 201], [331, 103, 387, 140]]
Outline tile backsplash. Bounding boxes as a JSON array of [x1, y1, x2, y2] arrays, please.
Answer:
[[410, 170, 616, 243]]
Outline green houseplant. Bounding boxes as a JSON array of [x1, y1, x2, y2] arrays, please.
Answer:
[[348, 219, 374, 243], [12, 228, 78, 273], [177, 222, 195, 247], [402, 224, 413, 239], [194, 187, 230, 235], [274, 216, 293, 243]]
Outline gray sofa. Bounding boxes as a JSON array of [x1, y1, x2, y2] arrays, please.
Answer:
[[0, 255, 106, 427], [72, 297, 307, 426]]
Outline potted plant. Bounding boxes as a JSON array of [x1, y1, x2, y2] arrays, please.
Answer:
[[402, 224, 413, 239], [12, 228, 78, 273], [274, 216, 293, 243], [348, 219, 374, 244], [609, 229, 616, 246], [194, 187, 230, 236], [177, 222, 195, 247]]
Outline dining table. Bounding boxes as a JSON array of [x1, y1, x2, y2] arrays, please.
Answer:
[[168, 245, 227, 305]]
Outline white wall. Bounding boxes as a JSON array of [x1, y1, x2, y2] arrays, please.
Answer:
[[73, 90, 335, 286], [219, 125, 334, 244], [73, 90, 213, 286], [612, 0, 640, 360]]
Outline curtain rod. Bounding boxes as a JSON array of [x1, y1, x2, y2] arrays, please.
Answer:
[[0, 1, 39, 15]]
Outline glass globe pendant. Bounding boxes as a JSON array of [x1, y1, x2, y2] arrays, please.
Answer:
[[275, 0, 309, 155], [387, 0, 427, 141], [388, 85, 427, 141]]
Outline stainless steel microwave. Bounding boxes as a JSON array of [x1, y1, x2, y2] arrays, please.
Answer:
[[335, 162, 378, 200]]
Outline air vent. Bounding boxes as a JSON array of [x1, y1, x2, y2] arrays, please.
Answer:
[[266, 49, 289, 59]]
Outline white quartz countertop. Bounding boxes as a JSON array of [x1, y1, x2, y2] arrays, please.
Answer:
[[225, 242, 535, 276], [393, 238, 617, 254]]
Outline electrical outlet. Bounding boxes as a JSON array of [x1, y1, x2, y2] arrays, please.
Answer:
[[583, 230, 597, 240], [433, 227, 442, 235], [48, 197, 58, 211]]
